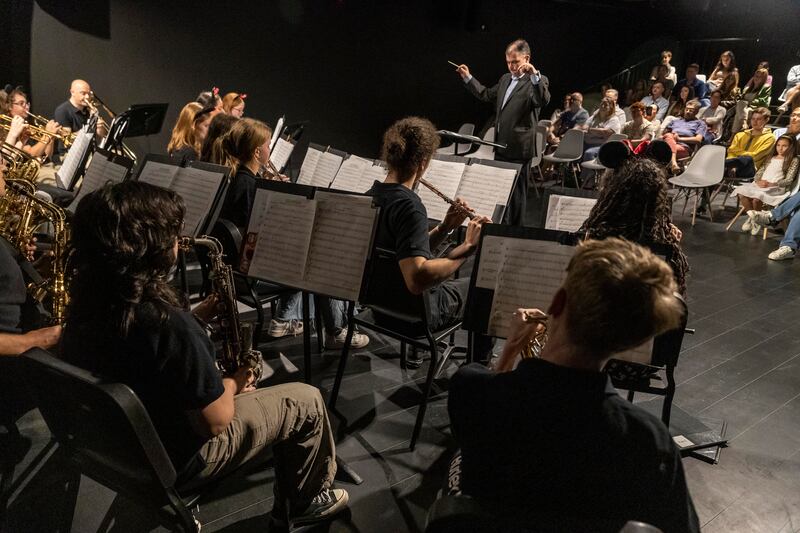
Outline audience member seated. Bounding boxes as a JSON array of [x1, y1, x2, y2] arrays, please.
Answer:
[[641, 80, 669, 122], [61, 181, 349, 528], [707, 50, 740, 107], [581, 82, 611, 116], [622, 102, 656, 147], [643, 104, 662, 133], [734, 135, 799, 235], [580, 97, 621, 173], [366, 116, 495, 363], [725, 107, 775, 178], [731, 67, 772, 135], [651, 63, 675, 94], [625, 79, 648, 107], [660, 99, 707, 172], [667, 85, 695, 118], [774, 108, 800, 141], [757, 61, 773, 86], [672, 63, 709, 107], [603, 88, 627, 126], [749, 189, 800, 261], [549, 92, 588, 145], [698, 90, 726, 142], [778, 54, 800, 110], [447, 237, 699, 533], [650, 50, 678, 87]]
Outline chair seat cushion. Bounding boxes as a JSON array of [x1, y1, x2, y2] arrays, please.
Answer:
[[355, 308, 460, 343], [543, 155, 579, 164]]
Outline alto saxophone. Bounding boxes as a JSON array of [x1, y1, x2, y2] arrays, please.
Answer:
[[180, 236, 263, 382]]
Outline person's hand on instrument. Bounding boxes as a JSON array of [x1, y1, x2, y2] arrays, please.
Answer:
[[442, 196, 474, 231], [7, 115, 27, 144], [193, 293, 219, 323], [230, 366, 257, 394], [493, 308, 547, 372], [456, 64, 471, 80], [24, 237, 37, 262], [464, 215, 491, 249]]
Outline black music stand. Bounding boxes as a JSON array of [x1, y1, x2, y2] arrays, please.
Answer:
[[123, 103, 169, 138], [437, 129, 507, 150]]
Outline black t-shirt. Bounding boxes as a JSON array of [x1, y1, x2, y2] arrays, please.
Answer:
[[448, 358, 700, 533], [366, 181, 431, 260], [61, 303, 225, 470], [220, 166, 258, 230], [53, 100, 90, 160], [170, 145, 198, 164], [0, 239, 27, 333]]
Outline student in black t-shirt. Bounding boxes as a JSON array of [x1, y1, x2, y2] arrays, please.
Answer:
[[447, 238, 700, 532], [61, 181, 348, 527], [52, 79, 105, 163], [366, 117, 493, 364]]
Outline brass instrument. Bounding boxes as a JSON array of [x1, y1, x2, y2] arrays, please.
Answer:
[[3, 180, 70, 325], [259, 159, 289, 181], [0, 114, 75, 148], [418, 177, 479, 220], [25, 111, 78, 143], [1, 142, 40, 181], [180, 236, 263, 382], [86, 92, 137, 163], [519, 311, 549, 359]]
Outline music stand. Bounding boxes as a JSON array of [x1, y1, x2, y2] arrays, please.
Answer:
[[437, 129, 507, 150], [123, 103, 169, 138]]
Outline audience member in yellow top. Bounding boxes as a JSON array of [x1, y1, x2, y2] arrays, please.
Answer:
[[725, 107, 776, 177]]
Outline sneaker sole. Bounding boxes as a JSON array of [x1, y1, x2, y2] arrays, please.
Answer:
[[291, 492, 349, 527]]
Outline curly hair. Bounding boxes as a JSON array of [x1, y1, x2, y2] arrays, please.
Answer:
[[67, 181, 187, 336], [580, 156, 689, 293], [380, 116, 440, 180]]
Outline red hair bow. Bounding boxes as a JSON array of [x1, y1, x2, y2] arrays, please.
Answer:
[[212, 86, 219, 96]]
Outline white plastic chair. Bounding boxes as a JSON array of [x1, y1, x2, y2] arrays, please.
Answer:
[[543, 129, 585, 188], [727, 173, 800, 238], [668, 144, 726, 226], [436, 123, 475, 156], [464, 127, 496, 160]]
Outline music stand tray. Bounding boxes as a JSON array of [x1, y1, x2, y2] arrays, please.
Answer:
[[122, 103, 169, 138]]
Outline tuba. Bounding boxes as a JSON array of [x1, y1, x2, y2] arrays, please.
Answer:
[[180, 235, 263, 382]]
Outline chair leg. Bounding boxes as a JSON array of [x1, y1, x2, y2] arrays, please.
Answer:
[[681, 189, 690, 215], [328, 304, 356, 410], [626, 390, 635, 403], [763, 226, 769, 240], [313, 296, 323, 354], [165, 487, 199, 532], [411, 335, 439, 451], [661, 365, 676, 427], [399, 341, 407, 370], [691, 193, 698, 226], [246, 280, 265, 348], [726, 206, 745, 231], [704, 188, 714, 222]]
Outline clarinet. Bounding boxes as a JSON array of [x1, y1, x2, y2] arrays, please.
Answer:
[[418, 177, 478, 220], [180, 235, 263, 382]]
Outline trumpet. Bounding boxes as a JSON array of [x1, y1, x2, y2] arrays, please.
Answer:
[[25, 111, 77, 141], [0, 114, 76, 148], [519, 310, 549, 359], [418, 177, 479, 220]]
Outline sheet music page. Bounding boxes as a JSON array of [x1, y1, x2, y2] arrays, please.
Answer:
[[137, 161, 181, 189], [55, 127, 93, 189], [544, 195, 597, 233], [475, 235, 507, 289], [329, 156, 372, 193], [613, 338, 655, 364], [245, 188, 272, 236], [269, 116, 285, 152], [296, 146, 323, 186], [303, 191, 377, 301], [171, 166, 224, 236], [486, 238, 574, 338], [68, 155, 128, 211], [417, 159, 466, 221], [247, 191, 316, 287], [310, 151, 344, 189], [363, 162, 389, 184], [269, 137, 294, 171], [455, 163, 517, 225]]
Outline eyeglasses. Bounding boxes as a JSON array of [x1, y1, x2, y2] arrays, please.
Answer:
[[12, 101, 29, 107]]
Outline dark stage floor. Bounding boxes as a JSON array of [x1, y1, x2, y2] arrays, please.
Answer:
[[2, 189, 800, 533]]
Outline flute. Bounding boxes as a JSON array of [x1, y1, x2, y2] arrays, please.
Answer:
[[418, 177, 478, 220]]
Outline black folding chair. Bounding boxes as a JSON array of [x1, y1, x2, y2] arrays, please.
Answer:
[[20, 349, 216, 532], [328, 248, 463, 451]]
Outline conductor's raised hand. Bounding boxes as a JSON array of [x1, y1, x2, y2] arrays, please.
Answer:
[[518, 62, 538, 76], [456, 64, 471, 80], [442, 196, 473, 230]]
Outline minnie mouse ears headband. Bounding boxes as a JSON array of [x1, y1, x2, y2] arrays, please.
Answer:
[[598, 139, 672, 169]]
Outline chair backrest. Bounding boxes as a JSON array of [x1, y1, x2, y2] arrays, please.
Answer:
[[608, 133, 628, 142], [360, 247, 431, 325], [682, 144, 726, 186], [623, 106, 633, 122], [21, 348, 179, 505], [650, 293, 689, 369], [482, 126, 495, 143], [553, 129, 585, 159], [530, 125, 548, 166], [465, 127, 497, 160]]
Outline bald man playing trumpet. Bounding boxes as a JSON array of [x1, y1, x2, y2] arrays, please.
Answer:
[[53, 79, 107, 162]]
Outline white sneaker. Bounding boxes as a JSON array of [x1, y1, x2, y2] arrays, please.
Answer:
[[747, 209, 773, 227], [289, 488, 349, 527], [267, 319, 303, 338], [768, 246, 796, 261], [324, 328, 369, 350], [741, 218, 752, 232], [750, 221, 762, 236]]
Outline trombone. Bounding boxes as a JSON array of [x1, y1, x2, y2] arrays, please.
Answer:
[[0, 114, 76, 148], [85, 91, 137, 163]]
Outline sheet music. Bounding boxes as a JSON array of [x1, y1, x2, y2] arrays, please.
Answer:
[[545, 195, 597, 233], [417, 159, 466, 221], [55, 126, 93, 190], [68, 155, 128, 211], [479, 237, 573, 338], [613, 338, 655, 364], [296, 146, 322, 186], [363, 161, 389, 184], [171, 166, 225, 236], [455, 163, 517, 224], [329, 156, 374, 193], [297, 146, 343, 188], [304, 192, 377, 301], [247, 191, 317, 286], [245, 187, 272, 236], [269, 116, 285, 152], [137, 161, 181, 189], [269, 137, 294, 172]]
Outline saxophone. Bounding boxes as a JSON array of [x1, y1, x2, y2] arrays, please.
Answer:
[[3, 180, 69, 324], [519, 311, 549, 359], [180, 235, 263, 382]]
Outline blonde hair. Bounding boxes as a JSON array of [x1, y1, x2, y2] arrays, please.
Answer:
[[219, 118, 271, 174], [563, 238, 682, 357], [167, 102, 201, 155], [222, 92, 245, 113]]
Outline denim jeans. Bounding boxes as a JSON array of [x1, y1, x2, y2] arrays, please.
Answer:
[[771, 192, 800, 250], [275, 292, 348, 334]]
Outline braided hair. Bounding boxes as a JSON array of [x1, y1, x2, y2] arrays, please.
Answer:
[[580, 154, 689, 294]]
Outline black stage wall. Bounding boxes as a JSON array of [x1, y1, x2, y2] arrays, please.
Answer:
[[11, 0, 800, 159]]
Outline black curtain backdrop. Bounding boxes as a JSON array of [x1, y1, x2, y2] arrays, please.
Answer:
[[6, 0, 800, 160]]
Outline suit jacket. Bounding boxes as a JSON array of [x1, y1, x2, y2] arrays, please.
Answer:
[[466, 72, 550, 161]]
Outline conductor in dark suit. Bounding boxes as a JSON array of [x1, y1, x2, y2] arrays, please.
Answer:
[[456, 39, 550, 226]]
